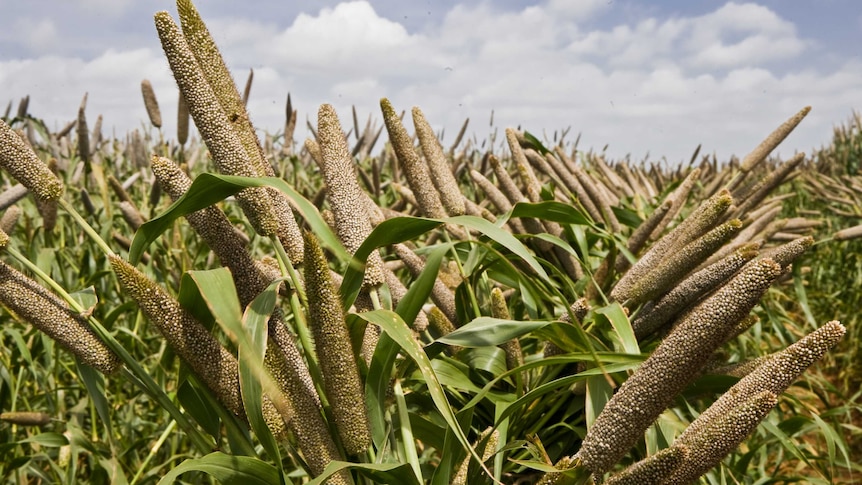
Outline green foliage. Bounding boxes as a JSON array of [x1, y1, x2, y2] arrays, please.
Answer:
[[0, 3, 859, 485]]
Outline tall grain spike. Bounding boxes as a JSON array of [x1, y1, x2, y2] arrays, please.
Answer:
[[0, 261, 120, 374], [76, 93, 90, 165], [0, 120, 64, 201], [413, 106, 465, 215], [141, 79, 162, 128], [303, 232, 371, 455], [380, 98, 446, 218], [154, 10, 279, 237], [317, 104, 384, 287]]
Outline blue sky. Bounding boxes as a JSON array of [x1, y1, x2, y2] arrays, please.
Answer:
[[1, 0, 860, 164]]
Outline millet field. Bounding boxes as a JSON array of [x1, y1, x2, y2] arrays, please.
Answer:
[[0, 1, 861, 484]]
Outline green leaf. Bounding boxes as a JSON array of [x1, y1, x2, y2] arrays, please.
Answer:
[[395, 243, 450, 326], [358, 309, 492, 479], [181, 268, 243, 342], [69, 286, 98, 317], [21, 432, 68, 447], [496, 363, 635, 426], [307, 461, 422, 485], [341, 216, 443, 309], [177, 380, 221, 440], [522, 131, 550, 155], [596, 303, 639, 355], [448, 215, 549, 281], [182, 268, 284, 466], [76, 362, 112, 440], [130, 174, 348, 265], [510, 201, 592, 227], [437, 317, 552, 347], [239, 279, 283, 469], [365, 330, 401, 450], [157, 452, 280, 485], [585, 374, 614, 430]]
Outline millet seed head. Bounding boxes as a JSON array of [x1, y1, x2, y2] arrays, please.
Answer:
[[380, 98, 446, 218], [154, 11, 278, 237], [303, 232, 371, 455], [605, 445, 688, 485], [413, 106, 465, 216], [577, 258, 781, 475], [0, 119, 63, 201], [0, 261, 120, 374], [677, 320, 845, 448], [318, 104, 384, 287], [665, 391, 778, 484], [108, 254, 246, 420]]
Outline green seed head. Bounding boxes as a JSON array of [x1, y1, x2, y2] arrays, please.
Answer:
[[303, 232, 371, 455]]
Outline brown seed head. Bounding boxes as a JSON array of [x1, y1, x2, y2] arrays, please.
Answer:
[[577, 259, 781, 475], [0, 119, 64, 201], [0, 261, 120, 374], [318, 104, 384, 287], [154, 11, 277, 237], [141, 79, 162, 128]]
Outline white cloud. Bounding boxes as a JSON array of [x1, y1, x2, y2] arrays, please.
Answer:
[[5, 18, 61, 55], [75, 0, 134, 17], [1, 1, 859, 164], [546, 0, 609, 19]]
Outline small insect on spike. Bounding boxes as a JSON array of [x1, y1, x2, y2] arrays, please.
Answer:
[[154, 10, 278, 237], [0, 120, 64, 201], [303, 231, 371, 455], [141, 79, 162, 128], [176, 0, 267, 181], [0, 261, 121, 375]]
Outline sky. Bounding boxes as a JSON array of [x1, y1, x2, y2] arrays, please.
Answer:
[[1, 0, 860, 165]]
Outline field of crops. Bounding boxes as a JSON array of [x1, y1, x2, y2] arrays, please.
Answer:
[[1, 1, 861, 484]]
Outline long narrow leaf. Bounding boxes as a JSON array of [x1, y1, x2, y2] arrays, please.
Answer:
[[437, 317, 552, 347], [130, 174, 348, 264], [307, 461, 421, 485], [358, 309, 495, 481], [341, 216, 443, 309], [157, 452, 280, 485]]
